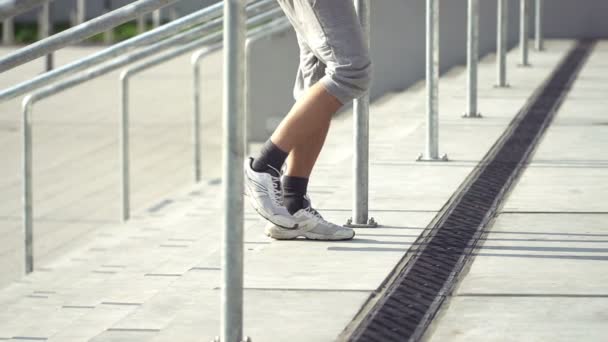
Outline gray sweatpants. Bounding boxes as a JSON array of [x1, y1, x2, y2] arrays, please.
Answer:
[[275, 0, 372, 104]]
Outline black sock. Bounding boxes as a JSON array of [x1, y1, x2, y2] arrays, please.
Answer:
[[252, 139, 288, 174], [282, 176, 309, 215]]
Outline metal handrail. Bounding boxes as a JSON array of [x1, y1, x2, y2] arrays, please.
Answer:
[[19, 0, 275, 274], [464, 0, 481, 118], [0, 0, 51, 21], [519, 0, 531, 66], [535, 0, 544, 51], [119, 6, 285, 221], [417, 0, 447, 161], [221, 0, 246, 339], [349, 0, 376, 227], [0, 0, 277, 102], [1, 0, 54, 68], [0, 0, 181, 72], [0, 1, 223, 101], [10, 0, 550, 339], [496, 0, 509, 87]]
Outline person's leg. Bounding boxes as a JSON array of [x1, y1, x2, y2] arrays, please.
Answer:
[[252, 30, 332, 174], [246, 0, 371, 235], [277, 0, 372, 217], [273, 81, 341, 177], [255, 0, 372, 177], [262, 1, 372, 241]]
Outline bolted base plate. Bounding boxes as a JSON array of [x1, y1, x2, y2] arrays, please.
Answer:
[[493, 83, 511, 88], [416, 153, 449, 162], [462, 112, 483, 119], [345, 217, 378, 228], [212, 337, 251, 342]]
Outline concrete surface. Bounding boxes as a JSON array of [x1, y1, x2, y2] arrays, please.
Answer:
[[0, 39, 579, 341], [426, 41, 608, 342], [0, 46, 225, 288]]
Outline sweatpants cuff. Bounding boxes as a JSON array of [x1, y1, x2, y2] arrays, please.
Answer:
[[320, 76, 362, 105]]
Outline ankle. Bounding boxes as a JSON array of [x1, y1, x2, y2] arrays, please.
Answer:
[[252, 140, 288, 172], [284, 195, 304, 215], [282, 175, 309, 214]]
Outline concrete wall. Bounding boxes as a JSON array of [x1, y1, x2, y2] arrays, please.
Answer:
[[245, 0, 521, 141], [10, 0, 608, 39], [246, 22, 298, 142], [7, 0, 608, 141]]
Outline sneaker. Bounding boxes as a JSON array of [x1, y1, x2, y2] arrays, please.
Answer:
[[244, 157, 297, 229], [265, 197, 355, 240]]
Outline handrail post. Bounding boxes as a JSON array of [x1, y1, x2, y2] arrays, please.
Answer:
[[103, 0, 114, 44], [418, 0, 447, 162], [519, 0, 530, 66], [153, 9, 161, 27], [22, 96, 35, 274], [39, 2, 53, 71], [76, 0, 86, 25], [192, 54, 203, 182], [137, 14, 146, 33], [346, 0, 376, 228], [120, 71, 131, 221], [464, 0, 481, 118], [221, 0, 246, 341], [3, 17, 14, 45], [496, 0, 509, 87], [534, 0, 543, 51]]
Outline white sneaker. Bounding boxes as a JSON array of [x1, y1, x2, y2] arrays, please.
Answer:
[[265, 197, 355, 241], [244, 157, 297, 229]]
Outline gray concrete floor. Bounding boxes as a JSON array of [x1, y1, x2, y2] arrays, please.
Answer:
[[0, 46, 225, 288], [0, 40, 598, 341], [426, 42, 608, 342]]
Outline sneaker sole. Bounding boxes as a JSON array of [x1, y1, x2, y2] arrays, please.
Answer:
[[265, 225, 355, 241]]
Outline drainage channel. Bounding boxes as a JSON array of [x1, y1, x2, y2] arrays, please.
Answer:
[[342, 40, 595, 342]]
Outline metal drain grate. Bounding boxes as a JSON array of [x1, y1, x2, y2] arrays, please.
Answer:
[[345, 40, 594, 342]]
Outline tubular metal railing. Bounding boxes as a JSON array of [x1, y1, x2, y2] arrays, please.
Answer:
[[519, 0, 531, 66], [535, 0, 544, 51], [418, 0, 447, 162], [71, 0, 86, 26], [496, 0, 509, 87], [0, 0, 548, 340], [0, 0, 182, 73], [464, 0, 481, 118], [0, 1, 223, 101], [0, 0, 50, 21], [346, 0, 376, 228], [120, 5, 284, 220], [38, 1, 53, 71], [221, 0, 246, 340], [18, 0, 277, 273], [1, 0, 54, 69]]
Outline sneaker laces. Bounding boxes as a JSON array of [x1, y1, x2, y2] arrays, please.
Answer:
[[303, 206, 324, 220], [301, 196, 333, 226], [267, 165, 284, 207]]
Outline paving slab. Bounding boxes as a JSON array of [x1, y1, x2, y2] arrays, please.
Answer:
[[427, 41, 608, 342], [0, 40, 576, 341], [0, 47, 224, 288]]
